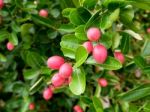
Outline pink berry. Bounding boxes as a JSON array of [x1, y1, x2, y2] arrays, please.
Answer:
[[0, 0, 4, 9], [87, 27, 101, 41], [51, 73, 65, 87], [82, 41, 93, 53], [114, 51, 125, 64], [73, 105, 84, 112], [59, 63, 73, 79], [43, 87, 53, 100], [6, 42, 14, 51], [39, 9, 48, 17], [47, 56, 65, 70], [93, 44, 107, 64], [147, 28, 150, 33], [98, 78, 108, 87], [29, 103, 35, 110]]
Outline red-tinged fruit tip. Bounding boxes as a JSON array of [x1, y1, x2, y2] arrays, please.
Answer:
[[29, 103, 35, 110]]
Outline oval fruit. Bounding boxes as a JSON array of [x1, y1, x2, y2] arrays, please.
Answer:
[[43, 87, 53, 100], [59, 63, 73, 79], [51, 73, 65, 87], [114, 51, 125, 64], [6, 42, 14, 51], [87, 27, 101, 41], [93, 44, 107, 64], [47, 56, 65, 70], [98, 78, 108, 87], [39, 9, 48, 17]]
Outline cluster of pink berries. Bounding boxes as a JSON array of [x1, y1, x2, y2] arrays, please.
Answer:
[[42, 56, 73, 100], [83, 27, 125, 65]]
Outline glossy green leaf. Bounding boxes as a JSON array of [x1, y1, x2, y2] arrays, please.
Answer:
[[142, 40, 150, 56], [69, 67, 86, 95], [100, 8, 120, 30], [60, 34, 81, 59], [9, 32, 18, 45], [134, 56, 147, 69], [85, 10, 101, 29], [74, 46, 88, 68], [120, 32, 130, 54], [86, 56, 122, 70], [118, 85, 150, 102], [92, 96, 103, 112], [0, 30, 9, 42], [0, 53, 7, 62], [23, 69, 40, 80], [69, 7, 91, 25], [75, 25, 87, 40]]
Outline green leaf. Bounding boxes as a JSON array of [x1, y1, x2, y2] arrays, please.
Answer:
[[100, 8, 120, 30], [102, 0, 126, 9], [85, 10, 101, 29], [142, 40, 150, 56], [0, 53, 7, 62], [134, 56, 147, 69], [23, 69, 40, 80], [26, 51, 44, 68], [0, 30, 9, 42], [11, 22, 20, 32], [69, 7, 91, 25], [62, 8, 75, 18], [118, 86, 150, 102], [58, 23, 75, 34], [80, 96, 92, 104], [92, 96, 103, 112], [60, 34, 81, 59], [99, 32, 113, 49], [75, 25, 87, 41], [142, 66, 150, 74], [9, 32, 18, 45], [83, 0, 98, 9], [69, 67, 86, 95], [31, 15, 57, 29], [112, 32, 122, 50], [86, 56, 122, 70], [74, 46, 88, 68], [120, 32, 130, 54]]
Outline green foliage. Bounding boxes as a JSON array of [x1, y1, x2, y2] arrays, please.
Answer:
[[0, 0, 150, 112]]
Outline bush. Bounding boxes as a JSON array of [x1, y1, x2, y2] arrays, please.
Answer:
[[0, 0, 150, 112]]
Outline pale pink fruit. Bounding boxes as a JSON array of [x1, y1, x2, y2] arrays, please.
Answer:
[[59, 63, 73, 79], [73, 105, 84, 112], [147, 28, 150, 33], [47, 56, 65, 70], [114, 51, 125, 64], [82, 41, 93, 53], [87, 27, 101, 41], [29, 103, 35, 110], [98, 78, 108, 87], [0, 0, 4, 9], [39, 9, 48, 17], [6, 42, 14, 51], [51, 73, 65, 87], [43, 87, 53, 100], [93, 44, 107, 64]]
